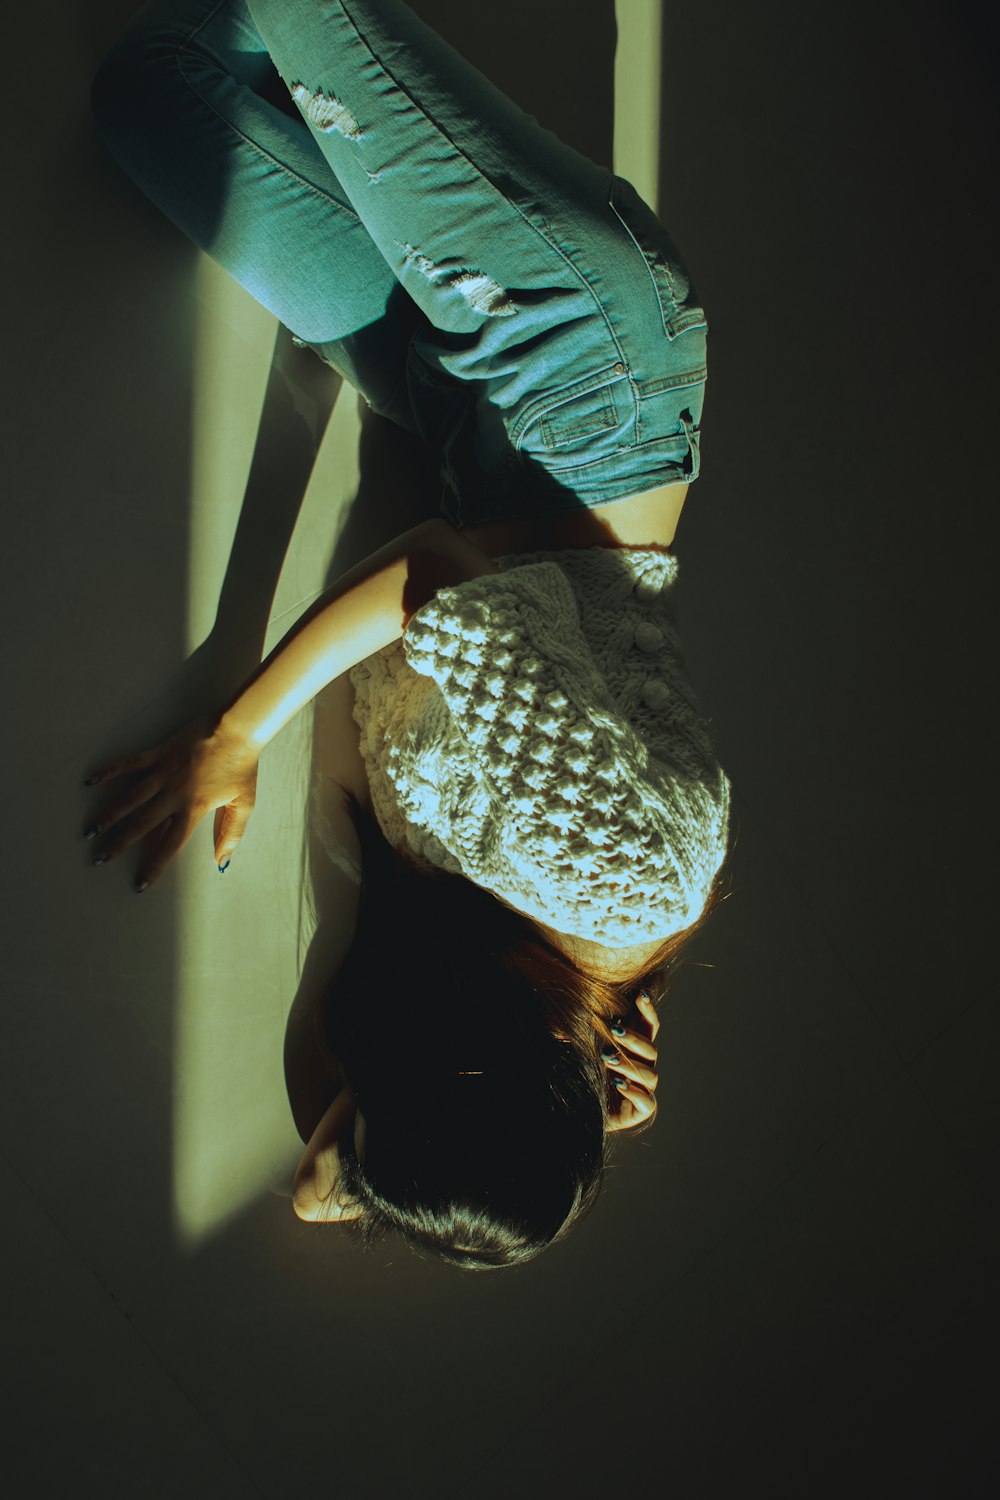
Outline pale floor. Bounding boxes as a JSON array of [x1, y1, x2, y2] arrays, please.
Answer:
[[3, 2, 998, 1496]]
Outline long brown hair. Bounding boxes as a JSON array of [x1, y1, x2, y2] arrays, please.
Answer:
[[468, 840, 731, 1059], [315, 792, 732, 1269]]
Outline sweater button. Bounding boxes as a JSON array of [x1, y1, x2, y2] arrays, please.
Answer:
[[635, 621, 663, 653], [642, 678, 670, 710], [613, 362, 626, 374]]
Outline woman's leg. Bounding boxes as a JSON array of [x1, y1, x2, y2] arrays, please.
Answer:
[[243, 0, 622, 393], [91, 0, 421, 416], [92, 0, 705, 515]]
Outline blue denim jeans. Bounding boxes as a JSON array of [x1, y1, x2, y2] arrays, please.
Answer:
[[92, 0, 709, 527]]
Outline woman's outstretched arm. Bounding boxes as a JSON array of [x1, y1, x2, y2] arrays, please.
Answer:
[[219, 517, 499, 751], [82, 518, 500, 890]]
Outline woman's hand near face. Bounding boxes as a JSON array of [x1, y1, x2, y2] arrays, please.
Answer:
[[604, 992, 660, 1134], [293, 1083, 364, 1223], [82, 714, 260, 891]]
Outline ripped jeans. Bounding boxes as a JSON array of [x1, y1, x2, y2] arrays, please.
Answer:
[[92, 0, 709, 526]]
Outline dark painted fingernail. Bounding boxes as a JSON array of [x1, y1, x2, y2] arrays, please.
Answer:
[[601, 1044, 618, 1060], [83, 775, 101, 787], [610, 1019, 627, 1036], [135, 880, 148, 894], [92, 852, 110, 866], [218, 860, 230, 873], [84, 826, 99, 841], [614, 1077, 629, 1091]]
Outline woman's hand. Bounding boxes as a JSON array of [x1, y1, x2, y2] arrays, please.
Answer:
[[82, 714, 259, 892], [604, 991, 660, 1134]]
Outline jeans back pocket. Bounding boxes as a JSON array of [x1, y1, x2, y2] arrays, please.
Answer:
[[517, 365, 637, 468], [539, 382, 618, 449]]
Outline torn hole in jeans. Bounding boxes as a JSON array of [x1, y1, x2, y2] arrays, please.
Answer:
[[290, 81, 363, 140], [395, 241, 518, 318]]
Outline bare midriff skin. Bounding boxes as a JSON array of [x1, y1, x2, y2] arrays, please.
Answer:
[[456, 480, 688, 561]]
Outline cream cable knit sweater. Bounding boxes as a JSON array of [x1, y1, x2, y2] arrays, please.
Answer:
[[349, 545, 731, 946]]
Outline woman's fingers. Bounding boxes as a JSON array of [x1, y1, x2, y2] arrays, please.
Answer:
[[604, 990, 661, 1134], [213, 795, 255, 868], [138, 814, 192, 892], [623, 1079, 657, 1128], [607, 1047, 657, 1091], [610, 1022, 657, 1063], [83, 743, 165, 786], [608, 997, 659, 1066], [84, 772, 165, 845], [636, 990, 660, 1039], [82, 717, 259, 892], [605, 1077, 657, 1134], [91, 787, 178, 865]]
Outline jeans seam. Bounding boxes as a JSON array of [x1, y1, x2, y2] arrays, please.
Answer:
[[173, 4, 368, 227], [336, 0, 628, 367], [609, 175, 705, 343]]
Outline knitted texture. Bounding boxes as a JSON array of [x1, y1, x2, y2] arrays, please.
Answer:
[[349, 546, 731, 945]]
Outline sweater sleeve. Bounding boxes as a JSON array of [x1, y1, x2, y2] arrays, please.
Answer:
[[401, 562, 730, 945]]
